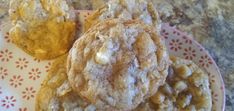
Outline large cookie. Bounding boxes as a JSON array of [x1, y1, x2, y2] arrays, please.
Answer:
[[84, 0, 160, 32], [9, 0, 76, 59], [67, 19, 170, 110], [136, 56, 212, 111], [36, 55, 211, 111], [35, 55, 96, 111], [36, 54, 166, 111]]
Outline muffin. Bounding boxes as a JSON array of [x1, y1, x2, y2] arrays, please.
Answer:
[[84, 0, 160, 32], [67, 19, 170, 110], [9, 0, 76, 59]]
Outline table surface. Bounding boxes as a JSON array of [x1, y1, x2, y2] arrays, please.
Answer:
[[1, 0, 233, 110]]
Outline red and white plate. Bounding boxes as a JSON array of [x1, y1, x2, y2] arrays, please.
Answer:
[[0, 11, 225, 111]]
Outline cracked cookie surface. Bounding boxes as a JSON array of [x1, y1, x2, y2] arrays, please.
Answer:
[[84, 0, 160, 32], [67, 19, 170, 110], [136, 56, 212, 111], [35, 55, 96, 111]]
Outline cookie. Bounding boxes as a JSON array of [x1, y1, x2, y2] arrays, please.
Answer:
[[84, 0, 160, 32], [9, 0, 76, 59], [136, 56, 212, 111], [35, 55, 96, 111], [67, 19, 170, 110]]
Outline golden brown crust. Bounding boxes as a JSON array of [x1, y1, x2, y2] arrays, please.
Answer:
[[84, 0, 161, 32], [9, 0, 76, 60], [35, 55, 96, 111], [84, 5, 107, 31], [67, 19, 170, 110], [145, 56, 212, 111], [35, 54, 67, 111]]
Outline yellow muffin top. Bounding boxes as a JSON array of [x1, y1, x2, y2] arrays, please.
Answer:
[[9, 0, 76, 59]]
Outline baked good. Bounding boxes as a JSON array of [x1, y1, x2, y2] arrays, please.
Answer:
[[84, 0, 160, 32], [67, 19, 170, 110], [35, 55, 96, 111], [36, 54, 154, 111], [9, 0, 76, 59], [135, 56, 212, 111], [36, 54, 211, 111]]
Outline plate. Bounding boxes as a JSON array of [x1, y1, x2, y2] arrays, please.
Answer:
[[0, 10, 225, 111]]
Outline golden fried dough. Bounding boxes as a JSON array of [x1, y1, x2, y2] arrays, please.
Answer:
[[136, 56, 212, 111], [67, 19, 170, 110], [85, 0, 160, 32], [35, 55, 96, 111], [9, 0, 76, 59]]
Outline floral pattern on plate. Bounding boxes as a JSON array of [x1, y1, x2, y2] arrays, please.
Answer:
[[0, 11, 225, 111]]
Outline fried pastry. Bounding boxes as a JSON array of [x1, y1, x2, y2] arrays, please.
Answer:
[[67, 19, 170, 110], [9, 0, 76, 59]]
